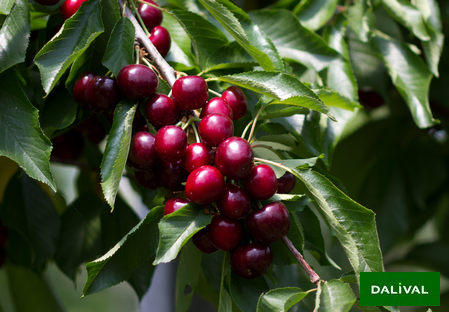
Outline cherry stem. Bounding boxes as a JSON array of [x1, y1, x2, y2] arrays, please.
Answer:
[[241, 120, 253, 140], [281, 236, 321, 285], [247, 106, 264, 143], [208, 89, 222, 97], [191, 122, 201, 143], [127, 0, 151, 37], [181, 117, 201, 130], [135, 45, 141, 64]]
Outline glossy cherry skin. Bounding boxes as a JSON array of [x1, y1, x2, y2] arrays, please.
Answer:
[[216, 184, 251, 220], [0, 221, 8, 247], [243, 164, 277, 200], [138, 0, 163, 30], [135, 170, 160, 190], [182, 143, 213, 173], [221, 86, 247, 120], [145, 94, 179, 128], [128, 132, 158, 170], [73, 71, 95, 108], [209, 215, 243, 251], [51, 129, 84, 160], [164, 197, 190, 215], [150, 26, 171, 58], [60, 0, 88, 20], [215, 137, 254, 180], [185, 165, 224, 205], [157, 160, 188, 191], [192, 225, 218, 254], [277, 172, 296, 194], [198, 113, 234, 147], [117, 64, 158, 100], [155, 126, 188, 163], [172, 76, 208, 110], [246, 202, 290, 245], [200, 97, 233, 119], [231, 243, 272, 279], [35, 0, 60, 5], [85, 76, 121, 114]]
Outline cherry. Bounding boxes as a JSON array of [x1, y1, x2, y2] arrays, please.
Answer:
[[358, 90, 384, 109], [85, 76, 121, 114], [0, 247, 6, 268], [164, 197, 190, 215], [0, 221, 8, 247], [35, 0, 60, 5], [138, 0, 163, 30], [231, 243, 272, 279], [60, 0, 88, 21], [51, 129, 84, 161], [221, 86, 247, 120], [145, 94, 179, 128], [73, 71, 95, 108], [74, 114, 106, 144], [155, 126, 188, 163], [243, 164, 277, 200], [216, 184, 251, 220], [198, 113, 234, 147], [246, 202, 290, 245], [117, 64, 158, 100], [185, 165, 224, 205], [150, 26, 171, 58], [136, 124, 149, 133], [215, 137, 253, 180], [172, 76, 208, 110], [182, 143, 213, 173], [158, 160, 188, 191], [135, 170, 160, 190], [192, 225, 218, 254], [277, 172, 296, 194], [128, 132, 158, 170], [200, 97, 233, 119], [209, 215, 243, 251]]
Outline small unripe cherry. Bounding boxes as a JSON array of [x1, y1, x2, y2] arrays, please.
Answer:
[[221, 86, 247, 120], [164, 197, 190, 215]]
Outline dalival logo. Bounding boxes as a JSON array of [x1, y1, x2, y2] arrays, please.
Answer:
[[371, 283, 429, 295]]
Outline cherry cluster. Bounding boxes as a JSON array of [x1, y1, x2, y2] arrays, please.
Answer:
[[0, 221, 8, 268]]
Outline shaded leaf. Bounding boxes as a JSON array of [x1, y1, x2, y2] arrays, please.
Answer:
[[401, 242, 449, 278], [0, 0, 15, 15], [127, 260, 156, 301], [230, 271, 270, 312], [40, 87, 78, 133], [218, 252, 232, 312], [293, 0, 338, 31], [315, 279, 356, 311], [257, 287, 310, 312]]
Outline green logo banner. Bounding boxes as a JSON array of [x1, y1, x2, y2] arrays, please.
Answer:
[[360, 272, 440, 306]]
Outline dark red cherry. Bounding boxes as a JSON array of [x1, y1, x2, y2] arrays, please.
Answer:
[[198, 113, 234, 147], [73, 71, 95, 108], [216, 184, 251, 220], [35, 0, 60, 5], [0, 221, 8, 247], [51, 129, 84, 161], [136, 124, 149, 133], [145, 94, 179, 128], [200, 97, 233, 119], [150, 26, 171, 58], [157, 160, 188, 191], [117, 64, 158, 100], [277, 172, 296, 194], [172, 76, 208, 110], [209, 215, 243, 251], [243, 164, 277, 200], [192, 225, 218, 254], [74, 114, 106, 144], [231, 243, 272, 279], [221, 86, 247, 120], [215, 137, 253, 180], [164, 197, 190, 215], [135, 170, 160, 190], [60, 0, 88, 20], [128, 132, 158, 170], [246, 202, 290, 245], [137, 0, 163, 30], [85, 76, 121, 114], [358, 90, 384, 109], [185, 165, 224, 205], [0, 247, 6, 268], [155, 126, 188, 163], [182, 143, 213, 173]]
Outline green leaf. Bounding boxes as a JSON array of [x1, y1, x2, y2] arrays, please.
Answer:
[[83, 206, 164, 297], [216, 71, 335, 120], [34, 0, 103, 95], [230, 271, 270, 312], [381, 0, 430, 41], [0, 0, 30, 74], [199, 0, 283, 71], [0, 69, 56, 191], [249, 9, 340, 72], [127, 260, 156, 301], [218, 252, 232, 312], [205, 41, 256, 71], [102, 17, 135, 77], [154, 203, 210, 264], [295, 169, 384, 285], [257, 157, 321, 179], [40, 87, 78, 133], [402, 242, 449, 278], [100, 99, 137, 209], [2, 171, 60, 266], [339, 271, 357, 284], [315, 279, 356, 311], [175, 240, 202, 312], [0, 0, 15, 15], [372, 31, 436, 128], [314, 89, 360, 111], [346, 0, 372, 42], [293, 0, 338, 31], [257, 287, 310, 312]]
